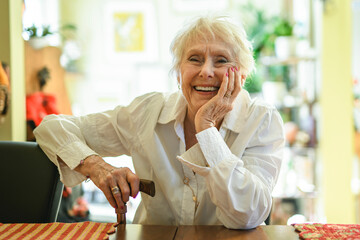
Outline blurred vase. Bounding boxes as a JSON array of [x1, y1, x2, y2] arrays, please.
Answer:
[[28, 37, 49, 50], [262, 81, 287, 107], [275, 36, 297, 59]]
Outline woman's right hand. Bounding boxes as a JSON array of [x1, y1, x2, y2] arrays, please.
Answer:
[[73, 155, 140, 214], [194, 66, 243, 133]]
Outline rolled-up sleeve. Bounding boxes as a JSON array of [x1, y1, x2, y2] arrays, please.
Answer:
[[34, 92, 165, 187], [34, 107, 137, 187], [177, 109, 284, 229]]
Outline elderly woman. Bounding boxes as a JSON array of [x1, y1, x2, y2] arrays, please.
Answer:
[[34, 16, 284, 229]]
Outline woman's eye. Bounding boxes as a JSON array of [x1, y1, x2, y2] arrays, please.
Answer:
[[189, 57, 199, 62], [217, 58, 228, 63]]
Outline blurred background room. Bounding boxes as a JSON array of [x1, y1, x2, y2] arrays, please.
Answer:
[[0, 0, 359, 225]]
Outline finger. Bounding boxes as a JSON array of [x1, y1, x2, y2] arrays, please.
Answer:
[[111, 185, 125, 211], [127, 172, 140, 198], [102, 184, 117, 209], [106, 170, 125, 210], [117, 171, 131, 203], [218, 69, 230, 97], [227, 67, 235, 93], [230, 70, 241, 101]]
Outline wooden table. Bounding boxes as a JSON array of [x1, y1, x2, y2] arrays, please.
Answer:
[[0, 222, 299, 239], [110, 224, 299, 240], [112, 225, 177, 240]]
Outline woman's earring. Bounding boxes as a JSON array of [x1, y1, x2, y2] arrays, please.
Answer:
[[177, 83, 181, 90]]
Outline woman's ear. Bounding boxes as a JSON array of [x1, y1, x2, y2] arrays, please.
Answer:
[[177, 74, 181, 90], [241, 75, 247, 87]]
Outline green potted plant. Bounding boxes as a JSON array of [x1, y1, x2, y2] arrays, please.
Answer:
[[24, 24, 54, 49], [262, 17, 294, 107], [273, 18, 296, 59], [262, 18, 293, 107], [274, 19, 293, 36]]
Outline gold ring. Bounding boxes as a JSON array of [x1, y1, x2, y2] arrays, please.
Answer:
[[225, 93, 231, 98], [111, 186, 120, 194]]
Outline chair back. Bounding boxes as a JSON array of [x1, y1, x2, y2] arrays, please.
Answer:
[[0, 141, 63, 223]]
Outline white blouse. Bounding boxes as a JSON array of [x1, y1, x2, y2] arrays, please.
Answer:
[[34, 90, 285, 229]]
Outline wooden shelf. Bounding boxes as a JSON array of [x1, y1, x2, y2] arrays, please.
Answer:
[[260, 56, 317, 66]]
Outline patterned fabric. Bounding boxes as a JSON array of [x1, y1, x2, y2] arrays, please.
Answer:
[[293, 223, 360, 239], [0, 221, 114, 240]]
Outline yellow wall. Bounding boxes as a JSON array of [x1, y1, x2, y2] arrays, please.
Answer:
[[321, 0, 355, 223], [0, 0, 26, 141]]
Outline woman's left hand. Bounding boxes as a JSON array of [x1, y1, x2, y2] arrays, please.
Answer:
[[194, 67, 243, 132]]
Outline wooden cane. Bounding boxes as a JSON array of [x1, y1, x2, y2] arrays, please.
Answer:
[[117, 179, 155, 224]]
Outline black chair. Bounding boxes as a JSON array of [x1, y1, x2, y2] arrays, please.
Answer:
[[0, 141, 63, 223]]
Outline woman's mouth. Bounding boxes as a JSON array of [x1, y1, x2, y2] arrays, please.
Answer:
[[194, 86, 219, 92]]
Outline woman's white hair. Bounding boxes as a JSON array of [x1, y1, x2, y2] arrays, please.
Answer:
[[170, 15, 255, 77]]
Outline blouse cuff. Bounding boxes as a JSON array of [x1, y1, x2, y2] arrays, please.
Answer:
[[179, 144, 208, 167], [196, 127, 232, 167], [176, 144, 210, 176], [55, 141, 99, 187], [57, 141, 98, 170]]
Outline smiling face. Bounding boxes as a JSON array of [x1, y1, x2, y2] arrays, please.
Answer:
[[179, 39, 237, 119]]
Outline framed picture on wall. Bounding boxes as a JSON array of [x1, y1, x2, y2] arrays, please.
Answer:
[[171, 0, 229, 12], [104, 1, 158, 63]]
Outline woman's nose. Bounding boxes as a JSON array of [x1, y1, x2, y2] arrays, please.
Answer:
[[199, 60, 214, 79]]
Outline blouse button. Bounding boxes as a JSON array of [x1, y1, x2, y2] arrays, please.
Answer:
[[183, 177, 190, 184]]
